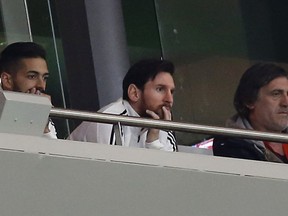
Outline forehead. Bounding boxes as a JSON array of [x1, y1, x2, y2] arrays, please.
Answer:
[[262, 76, 288, 90], [149, 72, 174, 84], [17, 57, 48, 73], [20, 57, 47, 67]]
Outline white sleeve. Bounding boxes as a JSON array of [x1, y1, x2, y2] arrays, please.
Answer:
[[145, 139, 165, 150], [68, 121, 115, 145], [42, 120, 57, 139], [68, 121, 94, 141], [145, 130, 176, 152]]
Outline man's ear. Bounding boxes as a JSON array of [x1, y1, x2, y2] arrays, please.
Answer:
[[1, 72, 13, 90], [127, 84, 141, 102]]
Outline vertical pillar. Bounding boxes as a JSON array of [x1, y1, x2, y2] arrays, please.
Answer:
[[84, 0, 130, 107]]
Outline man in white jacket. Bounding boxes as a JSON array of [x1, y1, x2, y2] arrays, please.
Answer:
[[0, 42, 57, 139], [69, 59, 177, 151]]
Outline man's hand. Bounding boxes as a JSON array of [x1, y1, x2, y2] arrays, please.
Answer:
[[27, 88, 51, 100], [145, 106, 171, 142]]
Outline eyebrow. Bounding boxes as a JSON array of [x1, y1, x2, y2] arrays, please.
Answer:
[[156, 84, 175, 89], [27, 70, 49, 76]]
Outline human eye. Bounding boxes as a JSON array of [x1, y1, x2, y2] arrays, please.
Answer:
[[43, 74, 49, 81], [27, 73, 37, 80], [156, 86, 164, 92], [271, 90, 282, 98]]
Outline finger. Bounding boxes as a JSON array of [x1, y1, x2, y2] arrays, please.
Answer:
[[162, 106, 171, 120], [146, 110, 160, 120], [29, 88, 37, 94], [25, 88, 32, 94]]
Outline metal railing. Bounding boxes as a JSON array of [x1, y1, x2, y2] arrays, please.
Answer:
[[50, 107, 288, 143]]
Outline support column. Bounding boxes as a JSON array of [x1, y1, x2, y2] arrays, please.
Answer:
[[84, 0, 130, 107]]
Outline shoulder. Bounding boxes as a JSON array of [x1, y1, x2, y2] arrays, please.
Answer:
[[43, 120, 57, 139], [99, 98, 127, 115]]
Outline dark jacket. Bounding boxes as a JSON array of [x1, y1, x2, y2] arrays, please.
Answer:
[[213, 115, 288, 163], [213, 136, 268, 161]]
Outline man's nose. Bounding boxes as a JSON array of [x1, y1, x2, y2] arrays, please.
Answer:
[[165, 90, 173, 104], [36, 78, 46, 90], [281, 94, 288, 106]]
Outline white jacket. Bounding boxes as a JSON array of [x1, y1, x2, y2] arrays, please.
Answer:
[[43, 119, 57, 139], [69, 98, 177, 151]]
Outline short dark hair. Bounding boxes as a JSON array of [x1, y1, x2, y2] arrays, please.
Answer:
[[0, 42, 46, 75], [234, 63, 288, 118], [122, 59, 175, 100]]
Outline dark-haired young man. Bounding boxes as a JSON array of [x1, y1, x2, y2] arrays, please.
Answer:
[[0, 42, 57, 139], [69, 59, 177, 151], [213, 63, 288, 163]]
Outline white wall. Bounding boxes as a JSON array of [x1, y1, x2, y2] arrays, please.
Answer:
[[0, 133, 288, 216]]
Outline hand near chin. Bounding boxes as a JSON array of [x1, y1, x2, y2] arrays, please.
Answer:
[[27, 88, 51, 101], [145, 106, 171, 142], [146, 106, 172, 121]]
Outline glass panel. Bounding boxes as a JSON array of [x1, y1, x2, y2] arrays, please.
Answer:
[[0, 0, 31, 49], [155, 0, 288, 145], [122, 0, 162, 63], [0, 0, 69, 138], [0, 2, 5, 49], [26, 0, 69, 139]]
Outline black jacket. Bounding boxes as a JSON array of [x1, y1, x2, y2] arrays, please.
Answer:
[[213, 136, 288, 163], [213, 114, 288, 163], [213, 136, 267, 161]]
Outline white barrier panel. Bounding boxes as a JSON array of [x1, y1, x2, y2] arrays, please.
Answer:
[[0, 133, 288, 216], [0, 91, 51, 136]]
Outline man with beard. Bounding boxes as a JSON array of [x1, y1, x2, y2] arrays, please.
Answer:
[[69, 59, 177, 151], [213, 63, 288, 163], [0, 42, 57, 139]]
